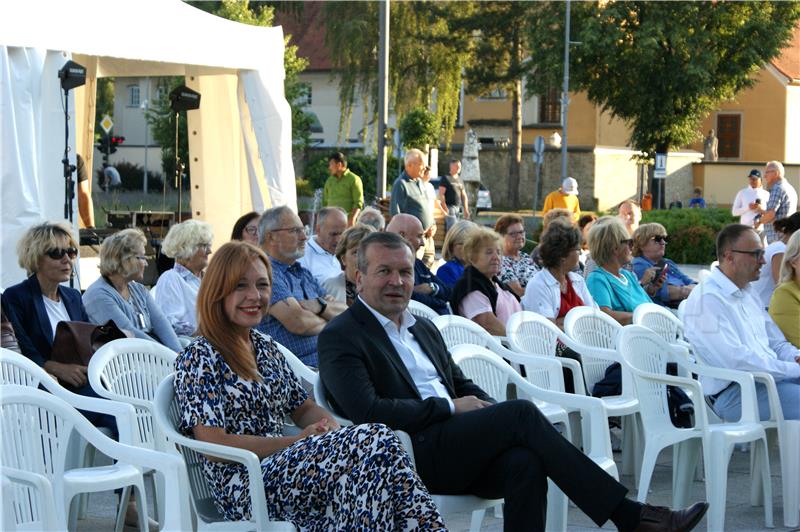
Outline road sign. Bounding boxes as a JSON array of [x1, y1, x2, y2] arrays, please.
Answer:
[[100, 115, 113, 134], [654, 153, 667, 179], [534, 135, 545, 157], [532, 152, 543, 164]]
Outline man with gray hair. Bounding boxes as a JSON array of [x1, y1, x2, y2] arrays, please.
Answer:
[[390, 149, 436, 264], [300, 207, 348, 285], [355, 206, 386, 231], [257, 205, 346, 367], [756, 160, 798, 243]]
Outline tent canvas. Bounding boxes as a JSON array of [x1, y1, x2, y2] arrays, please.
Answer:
[[0, 0, 296, 288]]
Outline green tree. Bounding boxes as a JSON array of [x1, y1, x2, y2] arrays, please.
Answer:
[[398, 107, 439, 151], [324, 1, 470, 148], [527, 1, 800, 158], [95, 77, 114, 134]]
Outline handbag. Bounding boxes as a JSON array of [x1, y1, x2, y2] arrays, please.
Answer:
[[51, 320, 128, 366]]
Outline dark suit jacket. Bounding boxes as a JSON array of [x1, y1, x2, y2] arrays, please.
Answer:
[[317, 299, 492, 435], [1, 275, 88, 366]]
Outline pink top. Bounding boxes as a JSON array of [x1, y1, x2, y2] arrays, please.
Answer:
[[459, 286, 522, 324]]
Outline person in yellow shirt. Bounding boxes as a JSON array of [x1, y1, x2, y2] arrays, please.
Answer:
[[769, 230, 800, 348], [542, 177, 581, 221]]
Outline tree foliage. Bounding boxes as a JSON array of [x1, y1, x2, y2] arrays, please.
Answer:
[[323, 1, 471, 148], [398, 107, 439, 150], [527, 1, 800, 157]]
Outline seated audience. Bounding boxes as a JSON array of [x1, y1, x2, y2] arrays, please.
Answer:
[[684, 224, 800, 421], [154, 219, 213, 337], [230, 211, 260, 245], [435, 220, 477, 288], [494, 214, 539, 298], [299, 207, 348, 285], [452, 226, 521, 336], [578, 213, 598, 269], [618, 200, 641, 237], [386, 214, 451, 315], [257, 206, 345, 367], [530, 208, 574, 268], [355, 206, 386, 231], [84, 229, 181, 351], [586, 217, 658, 325], [753, 213, 800, 309], [321, 223, 375, 306], [1, 308, 21, 353], [631, 223, 696, 307], [174, 240, 444, 528], [318, 230, 708, 532], [1, 221, 115, 428], [523, 220, 597, 327], [769, 230, 800, 348]]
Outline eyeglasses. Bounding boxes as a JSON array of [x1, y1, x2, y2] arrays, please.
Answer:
[[45, 247, 78, 260], [620, 239, 634, 248], [196, 243, 212, 252], [244, 225, 259, 235], [731, 249, 765, 260], [272, 226, 310, 237], [507, 230, 526, 238], [652, 235, 669, 244]]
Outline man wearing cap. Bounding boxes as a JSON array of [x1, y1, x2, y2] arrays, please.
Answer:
[[542, 177, 581, 221], [731, 169, 770, 231]]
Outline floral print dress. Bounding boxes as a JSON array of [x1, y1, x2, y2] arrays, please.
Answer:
[[174, 330, 446, 531], [499, 251, 540, 289]]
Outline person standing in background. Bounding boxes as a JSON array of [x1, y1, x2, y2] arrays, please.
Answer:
[[322, 152, 364, 227], [542, 177, 581, 222], [732, 169, 770, 233], [438, 159, 470, 231], [757, 160, 798, 244], [76, 154, 95, 228]]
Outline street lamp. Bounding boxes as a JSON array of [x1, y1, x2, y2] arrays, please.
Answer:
[[139, 77, 151, 194]]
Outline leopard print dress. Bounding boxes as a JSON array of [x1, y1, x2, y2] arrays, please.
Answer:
[[174, 330, 446, 531]]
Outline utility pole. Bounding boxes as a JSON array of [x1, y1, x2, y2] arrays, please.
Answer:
[[376, 0, 390, 200], [560, 0, 571, 182]]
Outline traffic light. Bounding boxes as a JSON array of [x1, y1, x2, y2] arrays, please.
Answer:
[[110, 135, 125, 154], [95, 133, 110, 165]]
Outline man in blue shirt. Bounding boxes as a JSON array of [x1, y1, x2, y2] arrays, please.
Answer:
[[257, 206, 346, 366]]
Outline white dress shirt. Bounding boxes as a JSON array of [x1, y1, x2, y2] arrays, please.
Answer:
[[522, 269, 597, 318], [360, 296, 455, 412], [683, 266, 800, 395], [299, 237, 342, 285], [731, 185, 770, 228], [154, 263, 200, 336]]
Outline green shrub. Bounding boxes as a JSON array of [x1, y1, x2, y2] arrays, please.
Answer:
[[641, 208, 736, 264], [299, 152, 401, 202], [398, 107, 439, 151], [295, 178, 316, 198]]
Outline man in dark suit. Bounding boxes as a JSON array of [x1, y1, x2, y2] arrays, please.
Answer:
[[318, 231, 708, 532]]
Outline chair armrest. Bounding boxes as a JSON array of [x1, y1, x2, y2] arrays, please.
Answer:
[[498, 346, 568, 394], [46, 386, 138, 446], [632, 370, 715, 427], [1, 466, 58, 531], [751, 372, 783, 423], [394, 430, 417, 468], [560, 338, 634, 397]]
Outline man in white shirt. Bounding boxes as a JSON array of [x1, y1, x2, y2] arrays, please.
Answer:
[[300, 207, 348, 285], [683, 223, 800, 421], [731, 169, 770, 231]]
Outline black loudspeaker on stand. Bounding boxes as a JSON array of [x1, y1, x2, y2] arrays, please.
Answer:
[[168, 85, 201, 222]]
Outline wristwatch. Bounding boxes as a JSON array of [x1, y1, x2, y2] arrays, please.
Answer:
[[429, 282, 439, 296], [315, 296, 328, 316]]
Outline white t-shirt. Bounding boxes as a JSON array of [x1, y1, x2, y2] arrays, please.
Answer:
[[750, 240, 786, 309], [731, 185, 770, 228], [42, 295, 71, 340]]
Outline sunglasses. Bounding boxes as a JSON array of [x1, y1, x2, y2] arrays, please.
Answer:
[[45, 247, 78, 260], [620, 239, 634, 248], [652, 235, 669, 244]]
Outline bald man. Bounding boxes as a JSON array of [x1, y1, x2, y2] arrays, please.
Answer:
[[387, 214, 450, 315]]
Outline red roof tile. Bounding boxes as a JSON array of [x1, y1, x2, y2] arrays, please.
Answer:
[[275, 2, 332, 71], [771, 22, 800, 82]]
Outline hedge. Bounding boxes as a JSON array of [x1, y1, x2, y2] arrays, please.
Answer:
[[641, 208, 736, 265]]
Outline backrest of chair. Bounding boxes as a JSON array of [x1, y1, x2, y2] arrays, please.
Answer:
[[153, 375, 227, 525], [2, 467, 58, 532], [89, 339, 177, 449], [274, 341, 317, 390], [506, 311, 560, 357], [616, 326, 674, 431], [407, 300, 439, 321], [0, 348, 44, 387], [432, 314, 496, 351], [564, 307, 620, 350], [313, 377, 352, 427], [632, 302, 683, 344], [450, 344, 510, 401]]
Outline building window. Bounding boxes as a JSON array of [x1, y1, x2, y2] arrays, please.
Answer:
[[716, 114, 741, 159], [128, 85, 140, 107], [538, 88, 561, 124], [478, 87, 508, 100]]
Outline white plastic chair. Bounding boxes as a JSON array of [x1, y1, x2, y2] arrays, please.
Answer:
[[0, 348, 140, 529], [407, 299, 440, 321], [274, 341, 317, 390], [617, 326, 773, 531], [2, 466, 60, 531], [1, 384, 191, 532], [562, 307, 643, 480], [632, 302, 690, 348], [88, 338, 179, 526], [153, 375, 296, 531], [312, 376, 500, 532]]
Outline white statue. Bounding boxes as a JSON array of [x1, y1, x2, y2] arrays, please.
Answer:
[[461, 129, 482, 182], [703, 129, 718, 162]]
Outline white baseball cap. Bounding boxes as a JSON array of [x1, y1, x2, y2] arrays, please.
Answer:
[[562, 177, 579, 195]]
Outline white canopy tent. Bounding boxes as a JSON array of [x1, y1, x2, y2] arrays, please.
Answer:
[[0, 0, 296, 288]]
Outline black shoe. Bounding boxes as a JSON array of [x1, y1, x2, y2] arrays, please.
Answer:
[[633, 501, 709, 532]]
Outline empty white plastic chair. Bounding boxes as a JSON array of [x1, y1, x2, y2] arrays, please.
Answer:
[[617, 326, 773, 531], [153, 375, 296, 531], [1, 384, 191, 532], [632, 302, 690, 348], [407, 299, 440, 320]]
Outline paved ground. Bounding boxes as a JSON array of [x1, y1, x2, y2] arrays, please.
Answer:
[[76, 440, 793, 531]]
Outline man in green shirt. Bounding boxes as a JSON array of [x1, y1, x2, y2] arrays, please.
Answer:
[[322, 152, 364, 226]]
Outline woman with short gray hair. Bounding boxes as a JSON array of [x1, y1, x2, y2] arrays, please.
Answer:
[[83, 228, 181, 351], [154, 219, 213, 336]]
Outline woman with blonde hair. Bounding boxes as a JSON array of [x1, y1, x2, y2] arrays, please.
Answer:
[[452, 226, 521, 335], [769, 230, 800, 347], [436, 220, 477, 288], [174, 241, 444, 528], [83, 228, 181, 351], [154, 219, 213, 336]]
